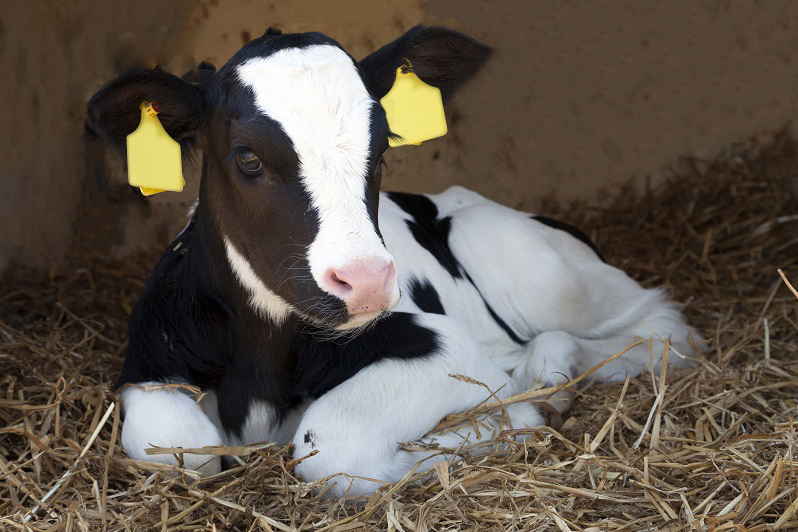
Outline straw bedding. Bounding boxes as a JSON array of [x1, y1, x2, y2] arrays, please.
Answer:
[[2, 130, 797, 531]]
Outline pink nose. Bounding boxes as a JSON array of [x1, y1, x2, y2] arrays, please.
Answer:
[[322, 260, 397, 315]]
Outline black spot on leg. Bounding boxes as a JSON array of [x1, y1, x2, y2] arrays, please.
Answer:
[[304, 430, 315, 448]]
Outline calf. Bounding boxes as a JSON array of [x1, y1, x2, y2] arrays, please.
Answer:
[[86, 26, 700, 498]]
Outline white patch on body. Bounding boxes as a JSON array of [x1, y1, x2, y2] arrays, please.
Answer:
[[224, 236, 293, 324], [120, 383, 224, 475], [236, 45, 394, 296]]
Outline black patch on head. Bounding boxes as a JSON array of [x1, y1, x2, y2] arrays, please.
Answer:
[[531, 216, 605, 262], [408, 278, 445, 315], [291, 312, 439, 400], [201, 66, 353, 327], [387, 192, 462, 278]]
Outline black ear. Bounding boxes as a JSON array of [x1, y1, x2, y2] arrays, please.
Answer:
[[85, 68, 205, 155], [358, 25, 492, 102]]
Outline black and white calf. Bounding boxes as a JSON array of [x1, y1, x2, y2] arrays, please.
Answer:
[[86, 26, 699, 498]]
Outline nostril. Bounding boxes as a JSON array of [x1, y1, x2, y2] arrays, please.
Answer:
[[322, 260, 396, 309], [325, 269, 352, 295], [330, 271, 349, 287]]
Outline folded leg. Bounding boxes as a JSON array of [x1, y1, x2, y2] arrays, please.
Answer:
[[120, 383, 224, 474], [291, 313, 544, 499]]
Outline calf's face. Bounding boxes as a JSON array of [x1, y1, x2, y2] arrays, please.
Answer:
[[86, 27, 490, 330], [206, 37, 396, 330]]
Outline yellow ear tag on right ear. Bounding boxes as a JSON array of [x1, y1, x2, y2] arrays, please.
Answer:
[[380, 65, 447, 147], [126, 102, 185, 195]]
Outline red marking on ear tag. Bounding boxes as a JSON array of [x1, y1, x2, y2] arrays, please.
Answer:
[[151, 101, 161, 113]]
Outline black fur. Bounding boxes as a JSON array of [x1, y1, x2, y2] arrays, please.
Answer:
[[117, 218, 233, 391], [387, 192, 463, 278], [409, 278, 446, 315], [291, 313, 439, 400], [386, 192, 525, 345], [358, 25, 492, 101], [85, 69, 205, 155]]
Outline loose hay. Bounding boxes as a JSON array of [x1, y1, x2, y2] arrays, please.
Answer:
[[2, 130, 798, 531]]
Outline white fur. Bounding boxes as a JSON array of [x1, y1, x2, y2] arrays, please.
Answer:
[[120, 383, 224, 474], [236, 45, 397, 305], [224, 399, 309, 446], [224, 236, 293, 324], [380, 198, 525, 372], [437, 193, 699, 374], [235, 400, 277, 446], [292, 313, 543, 499]]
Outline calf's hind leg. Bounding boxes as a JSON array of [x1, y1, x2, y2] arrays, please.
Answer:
[[447, 203, 700, 398], [120, 382, 224, 474]]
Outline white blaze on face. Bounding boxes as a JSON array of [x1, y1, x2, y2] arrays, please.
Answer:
[[236, 45, 395, 297]]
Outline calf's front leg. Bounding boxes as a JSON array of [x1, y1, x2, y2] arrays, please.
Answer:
[[120, 382, 224, 474], [292, 313, 544, 499]]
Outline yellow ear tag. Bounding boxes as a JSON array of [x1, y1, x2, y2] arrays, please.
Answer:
[[125, 102, 185, 195], [380, 65, 447, 147]]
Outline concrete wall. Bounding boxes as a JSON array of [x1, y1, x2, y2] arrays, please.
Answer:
[[3, 0, 798, 270]]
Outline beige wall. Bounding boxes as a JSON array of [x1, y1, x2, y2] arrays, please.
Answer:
[[3, 0, 798, 270]]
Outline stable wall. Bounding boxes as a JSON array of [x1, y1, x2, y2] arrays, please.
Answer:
[[3, 0, 798, 271]]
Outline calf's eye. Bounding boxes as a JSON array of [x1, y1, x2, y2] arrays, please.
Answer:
[[236, 149, 262, 175]]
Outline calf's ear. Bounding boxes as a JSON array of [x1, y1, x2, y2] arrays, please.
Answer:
[[85, 68, 205, 155], [358, 25, 492, 102]]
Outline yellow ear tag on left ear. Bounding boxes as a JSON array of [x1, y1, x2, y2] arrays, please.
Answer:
[[380, 64, 447, 147], [126, 102, 185, 195]]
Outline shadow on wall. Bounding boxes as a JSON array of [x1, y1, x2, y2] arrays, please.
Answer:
[[2, 0, 798, 272]]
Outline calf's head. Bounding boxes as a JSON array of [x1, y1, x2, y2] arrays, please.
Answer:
[[86, 26, 490, 330]]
